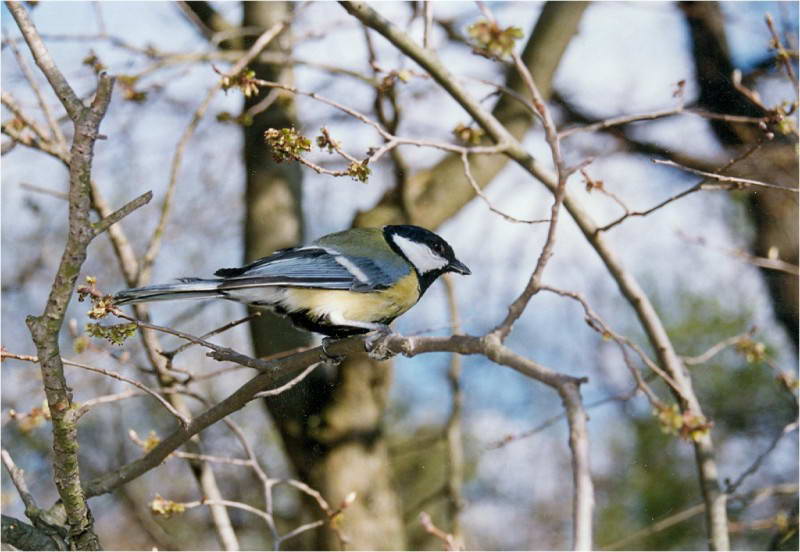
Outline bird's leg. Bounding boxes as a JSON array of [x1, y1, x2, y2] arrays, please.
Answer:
[[364, 324, 397, 361], [320, 337, 345, 365]]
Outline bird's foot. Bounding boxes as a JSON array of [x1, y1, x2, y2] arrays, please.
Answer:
[[364, 326, 397, 361], [320, 337, 345, 365]]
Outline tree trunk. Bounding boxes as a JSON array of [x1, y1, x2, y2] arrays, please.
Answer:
[[240, 3, 406, 548], [679, 1, 798, 346]]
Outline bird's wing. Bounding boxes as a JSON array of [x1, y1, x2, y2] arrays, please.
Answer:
[[214, 247, 396, 292]]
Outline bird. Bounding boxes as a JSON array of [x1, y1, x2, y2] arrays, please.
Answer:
[[114, 225, 470, 340]]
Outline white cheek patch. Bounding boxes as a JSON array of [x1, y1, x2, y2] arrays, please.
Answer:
[[392, 235, 448, 274]]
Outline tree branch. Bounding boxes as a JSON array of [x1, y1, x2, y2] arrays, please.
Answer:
[[6, 2, 120, 547], [137, 21, 286, 286], [1, 515, 62, 551], [6, 1, 85, 120], [338, 2, 728, 548], [92, 191, 153, 236]]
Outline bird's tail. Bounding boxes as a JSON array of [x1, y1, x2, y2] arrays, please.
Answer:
[[114, 278, 223, 306]]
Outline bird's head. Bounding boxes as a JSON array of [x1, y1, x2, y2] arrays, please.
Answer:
[[384, 225, 471, 292]]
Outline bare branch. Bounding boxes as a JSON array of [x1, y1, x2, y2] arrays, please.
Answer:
[[137, 21, 287, 285], [162, 312, 261, 360], [653, 158, 797, 192], [725, 420, 799, 495], [678, 231, 800, 276], [92, 191, 153, 236], [682, 328, 757, 366], [253, 362, 321, 398], [420, 512, 458, 551], [559, 103, 686, 138], [176, 498, 274, 528], [1, 449, 39, 514], [1, 515, 62, 551], [489, 49, 575, 342], [8, 2, 117, 545], [6, 1, 85, 120], [337, 3, 729, 547], [1, 90, 53, 144], [276, 520, 326, 548], [82, 330, 590, 500], [1, 119, 68, 160], [765, 13, 799, 101], [75, 389, 143, 417], [423, 2, 434, 49], [1, 350, 190, 428], [460, 151, 548, 224], [603, 483, 798, 550], [441, 275, 465, 547], [598, 140, 767, 233], [3, 36, 67, 147]]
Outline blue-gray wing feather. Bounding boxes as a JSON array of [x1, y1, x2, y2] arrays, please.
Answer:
[[215, 247, 399, 292]]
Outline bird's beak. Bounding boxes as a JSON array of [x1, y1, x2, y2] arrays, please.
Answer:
[[447, 258, 471, 275]]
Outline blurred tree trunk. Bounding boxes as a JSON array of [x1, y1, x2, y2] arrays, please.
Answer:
[[183, 2, 589, 548], [182, 2, 406, 547], [240, 4, 406, 549], [355, 1, 589, 229], [679, 1, 798, 346]]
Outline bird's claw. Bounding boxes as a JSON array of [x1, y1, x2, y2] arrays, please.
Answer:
[[320, 337, 344, 365], [364, 326, 397, 361]]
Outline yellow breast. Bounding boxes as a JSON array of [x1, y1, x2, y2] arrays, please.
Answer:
[[283, 272, 420, 323]]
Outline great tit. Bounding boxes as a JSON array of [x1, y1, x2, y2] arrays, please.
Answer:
[[114, 225, 470, 338]]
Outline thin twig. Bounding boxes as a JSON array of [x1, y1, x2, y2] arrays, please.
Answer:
[[275, 520, 326, 548], [1, 90, 53, 144], [1, 350, 190, 428], [423, 2, 434, 49], [1, 449, 39, 514], [92, 191, 153, 236], [180, 498, 273, 528], [602, 483, 798, 550], [539, 285, 680, 402], [725, 420, 799, 495], [251, 77, 509, 160], [75, 389, 143, 418], [1, 120, 68, 160], [682, 329, 756, 366], [460, 151, 548, 224], [284, 479, 332, 513], [678, 231, 800, 276], [137, 22, 286, 286], [419, 512, 458, 551], [765, 13, 799, 101], [559, 104, 686, 138], [653, 158, 797, 192], [220, 419, 280, 545], [19, 181, 69, 200], [598, 141, 767, 233], [162, 313, 261, 360], [4, 36, 67, 148], [253, 362, 321, 398], [485, 388, 640, 451], [490, 49, 579, 342]]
